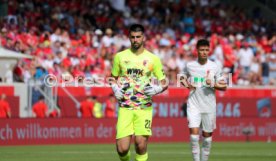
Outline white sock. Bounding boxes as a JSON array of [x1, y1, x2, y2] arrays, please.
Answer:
[[201, 137, 212, 161], [190, 135, 200, 161]]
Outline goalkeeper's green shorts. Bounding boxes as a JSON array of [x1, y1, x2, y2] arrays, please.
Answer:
[[116, 107, 153, 139]]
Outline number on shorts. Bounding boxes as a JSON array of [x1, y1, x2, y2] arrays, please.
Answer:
[[145, 119, 151, 129]]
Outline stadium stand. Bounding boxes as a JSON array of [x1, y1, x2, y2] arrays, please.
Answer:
[[0, 0, 275, 86]]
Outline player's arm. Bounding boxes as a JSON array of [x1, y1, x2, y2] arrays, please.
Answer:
[[144, 57, 168, 96], [212, 79, 227, 91], [109, 54, 124, 100], [110, 54, 120, 84], [180, 63, 196, 90], [180, 76, 196, 90]]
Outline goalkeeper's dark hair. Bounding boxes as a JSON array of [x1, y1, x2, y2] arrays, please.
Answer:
[[129, 24, 145, 34], [196, 39, 209, 49]]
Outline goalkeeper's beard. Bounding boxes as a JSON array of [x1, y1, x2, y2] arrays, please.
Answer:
[[131, 42, 143, 51]]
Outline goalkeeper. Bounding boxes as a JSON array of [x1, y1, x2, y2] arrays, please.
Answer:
[[110, 24, 168, 161]]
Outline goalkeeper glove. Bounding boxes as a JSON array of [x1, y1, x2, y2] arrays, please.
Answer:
[[111, 84, 124, 100], [144, 84, 163, 96]]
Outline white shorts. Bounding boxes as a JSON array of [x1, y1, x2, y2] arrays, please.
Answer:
[[187, 107, 216, 133]]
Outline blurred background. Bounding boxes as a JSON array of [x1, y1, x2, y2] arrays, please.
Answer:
[[0, 0, 275, 160]]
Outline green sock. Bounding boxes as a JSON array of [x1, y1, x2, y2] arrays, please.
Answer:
[[119, 151, 130, 161], [135, 152, 148, 161]]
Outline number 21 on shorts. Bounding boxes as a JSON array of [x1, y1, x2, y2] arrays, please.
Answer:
[[145, 119, 151, 129]]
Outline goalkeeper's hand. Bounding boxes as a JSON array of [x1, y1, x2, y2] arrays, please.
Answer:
[[144, 84, 163, 96], [111, 84, 124, 100]]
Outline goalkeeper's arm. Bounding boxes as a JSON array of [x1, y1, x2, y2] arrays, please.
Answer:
[[144, 79, 168, 96]]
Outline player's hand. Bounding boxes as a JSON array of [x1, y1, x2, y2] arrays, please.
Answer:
[[144, 84, 163, 96], [187, 83, 196, 90], [205, 71, 214, 87], [206, 78, 212, 86], [180, 76, 196, 90], [111, 84, 124, 100]]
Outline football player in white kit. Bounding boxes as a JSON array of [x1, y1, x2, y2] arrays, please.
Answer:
[[181, 39, 227, 161]]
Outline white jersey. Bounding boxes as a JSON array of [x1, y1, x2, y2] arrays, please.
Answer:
[[183, 60, 223, 113]]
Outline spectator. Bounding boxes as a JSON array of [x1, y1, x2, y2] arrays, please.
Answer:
[[211, 40, 224, 67], [223, 45, 236, 74], [249, 57, 262, 85], [13, 61, 24, 82], [176, 54, 186, 73], [93, 29, 103, 48], [32, 96, 48, 118], [53, 51, 63, 64], [92, 96, 103, 118], [182, 12, 195, 34], [101, 28, 114, 48], [79, 96, 94, 118], [0, 94, 11, 118], [50, 28, 62, 44], [269, 54, 276, 85], [261, 54, 270, 85], [34, 66, 48, 80], [104, 94, 117, 118], [167, 54, 179, 85], [42, 54, 54, 70], [237, 43, 254, 76], [4, 65, 13, 83], [22, 62, 31, 83]]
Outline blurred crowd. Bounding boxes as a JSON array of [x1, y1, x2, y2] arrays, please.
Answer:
[[30, 95, 117, 119], [0, 92, 117, 118], [0, 0, 276, 86]]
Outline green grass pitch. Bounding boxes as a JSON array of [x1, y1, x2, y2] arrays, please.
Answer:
[[0, 142, 276, 161]]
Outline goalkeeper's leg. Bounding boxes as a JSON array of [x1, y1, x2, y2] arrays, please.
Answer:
[[134, 136, 149, 161], [117, 136, 132, 161]]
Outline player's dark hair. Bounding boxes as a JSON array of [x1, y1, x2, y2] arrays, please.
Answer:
[[129, 24, 144, 33], [196, 39, 209, 49]]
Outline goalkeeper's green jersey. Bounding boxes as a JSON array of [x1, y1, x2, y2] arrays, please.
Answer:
[[111, 48, 165, 109]]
